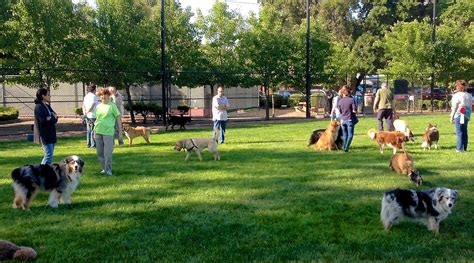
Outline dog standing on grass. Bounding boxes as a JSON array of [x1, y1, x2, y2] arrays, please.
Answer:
[[389, 152, 423, 186], [381, 187, 458, 234], [367, 129, 407, 154], [123, 124, 159, 147], [174, 128, 220, 161], [421, 123, 439, 150]]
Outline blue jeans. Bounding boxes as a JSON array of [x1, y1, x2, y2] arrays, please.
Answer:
[[341, 120, 355, 151], [454, 118, 469, 151], [86, 117, 96, 148], [213, 120, 227, 144], [41, 143, 55, 165]]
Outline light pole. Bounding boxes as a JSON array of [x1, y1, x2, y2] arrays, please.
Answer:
[[161, 0, 167, 126], [430, 0, 436, 112], [305, 0, 311, 118]]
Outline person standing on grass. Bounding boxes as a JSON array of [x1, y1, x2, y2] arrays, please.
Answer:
[[34, 88, 58, 165], [330, 89, 342, 120], [450, 79, 472, 152], [337, 86, 358, 152], [82, 84, 99, 148], [94, 87, 122, 176], [373, 82, 395, 131], [212, 86, 230, 144], [108, 86, 124, 146]]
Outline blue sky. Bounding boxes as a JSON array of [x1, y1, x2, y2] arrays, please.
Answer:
[[73, 0, 260, 18]]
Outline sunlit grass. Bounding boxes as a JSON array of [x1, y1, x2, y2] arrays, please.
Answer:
[[0, 114, 473, 261]]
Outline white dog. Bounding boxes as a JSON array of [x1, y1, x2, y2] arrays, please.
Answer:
[[174, 138, 220, 161], [381, 188, 458, 234], [393, 119, 416, 141]]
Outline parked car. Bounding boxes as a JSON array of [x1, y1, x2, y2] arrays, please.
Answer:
[[276, 90, 304, 100], [415, 87, 450, 100]]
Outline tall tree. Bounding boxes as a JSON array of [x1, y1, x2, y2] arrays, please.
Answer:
[[5, 0, 84, 90], [195, 1, 244, 95], [238, 5, 293, 119]]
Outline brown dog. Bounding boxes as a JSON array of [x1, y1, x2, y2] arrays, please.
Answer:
[[174, 138, 220, 161], [367, 129, 406, 154], [389, 152, 423, 186], [314, 121, 340, 151], [123, 124, 158, 147], [421, 123, 439, 150]]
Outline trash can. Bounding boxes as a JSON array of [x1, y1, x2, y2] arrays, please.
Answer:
[[26, 133, 34, 142]]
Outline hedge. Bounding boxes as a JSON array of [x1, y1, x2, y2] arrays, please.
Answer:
[[288, 94, 305, 107], [0, 107, 19, 121]]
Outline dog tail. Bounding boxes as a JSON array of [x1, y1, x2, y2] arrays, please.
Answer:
[[367, 129, 377, 140]]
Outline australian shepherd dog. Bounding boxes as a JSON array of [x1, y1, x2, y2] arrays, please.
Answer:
[[381, 188, 458, 234], [313, 121, 340, 151], [11, 156, 84, 210], [421, 123, 439, 150], [389, 152, 423, 186], [367, 129, 407, 154]]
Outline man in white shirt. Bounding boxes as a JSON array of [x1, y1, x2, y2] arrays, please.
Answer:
[[212, 86, 230, 144], [82, 84, 99, 148]]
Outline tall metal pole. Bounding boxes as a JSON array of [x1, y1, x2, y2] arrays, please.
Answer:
[[305, 0, 311, 118], [161, 0, 167, 125], [430, 0, 436, 112]]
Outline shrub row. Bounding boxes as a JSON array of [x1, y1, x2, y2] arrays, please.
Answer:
[[0, 107, 19, 121]]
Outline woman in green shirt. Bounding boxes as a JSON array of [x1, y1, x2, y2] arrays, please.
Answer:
[[94, 87, 123, 176]]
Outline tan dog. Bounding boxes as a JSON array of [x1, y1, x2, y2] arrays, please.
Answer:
[[367, 129, 406, 154], [174, 138, 220, 161], [421, 123, 439, 150], [389, 152, 423, 186], [123, 124, 159, 147], [314, 121, 340, 151]]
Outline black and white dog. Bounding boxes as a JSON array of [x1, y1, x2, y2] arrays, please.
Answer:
[[11, 156, 84, 210], [381, 188, 458, 234]]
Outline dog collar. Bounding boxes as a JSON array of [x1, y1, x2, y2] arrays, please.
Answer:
[[186, 139, 198, 151]]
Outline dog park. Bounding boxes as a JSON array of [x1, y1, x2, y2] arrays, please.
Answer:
[[1, 0, 473, 261], [0, 114, 473, 261]]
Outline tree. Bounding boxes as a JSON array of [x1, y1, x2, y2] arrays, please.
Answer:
[[5, 0, 85, 90], [93, 0, 157, 123], [195, 1, 244, 95], [238, 5, 293, 120]]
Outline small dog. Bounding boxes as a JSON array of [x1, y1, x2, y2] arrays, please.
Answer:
[[389, 152, 423, 186], [393, 119, 416, 141], [11, 156, 85, 210], [368, 129, 407, 154], [381, 188, 458, 234], [314, 121, 340, 151], [421, 123, 439, 150], [174, 138, 220, 161], [167, 115, 191, 130], [307, 127, 343, 150], [123, 124, 159, 147]]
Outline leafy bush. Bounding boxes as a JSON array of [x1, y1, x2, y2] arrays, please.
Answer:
[[288, 94, 305, 107], [0, 107, 19, 121], [73, 107, 83, 116], [125, 102, 163, 124], [272, 93, 283, 108]]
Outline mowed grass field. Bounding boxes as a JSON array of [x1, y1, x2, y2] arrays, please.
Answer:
[[0, 114, 473, 261]]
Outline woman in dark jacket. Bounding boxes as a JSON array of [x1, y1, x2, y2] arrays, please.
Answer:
[[337, 86, 358, 152], [34, 88, 58, 165]]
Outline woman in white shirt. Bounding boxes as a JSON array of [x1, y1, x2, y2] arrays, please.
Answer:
[[450, 80, 472, 152]]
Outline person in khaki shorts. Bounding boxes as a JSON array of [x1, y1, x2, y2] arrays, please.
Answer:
[[373, 82, 395, 131]]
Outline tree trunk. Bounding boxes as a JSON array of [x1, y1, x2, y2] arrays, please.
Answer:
[[264, 81, 269, 121], [125, 85, 135, 124]]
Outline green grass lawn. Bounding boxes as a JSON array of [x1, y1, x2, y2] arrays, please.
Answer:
[[0, 114, 473, 261]]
